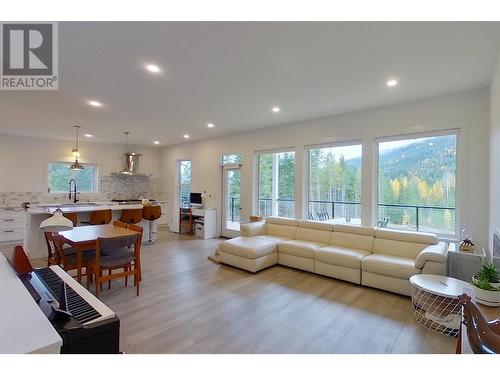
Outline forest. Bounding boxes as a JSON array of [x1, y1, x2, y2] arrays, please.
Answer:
[[255, 135, 456, 234]]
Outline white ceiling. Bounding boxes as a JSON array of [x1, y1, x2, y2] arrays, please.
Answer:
[[1, 22, 499, 146]]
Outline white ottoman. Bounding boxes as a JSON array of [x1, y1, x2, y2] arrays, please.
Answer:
[[218, 236, 280, 273]]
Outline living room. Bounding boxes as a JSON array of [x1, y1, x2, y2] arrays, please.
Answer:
[[1, 1, 500, 374]]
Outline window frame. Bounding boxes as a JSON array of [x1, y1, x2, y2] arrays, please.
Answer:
[[221, 153, 244, 165], [47, 161, 99, 193], [254, 147, 296, 218], [304, 139, 363, 223], [374, 128, 461, 239]]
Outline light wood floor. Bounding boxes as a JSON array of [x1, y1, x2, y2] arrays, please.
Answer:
[[96, 229, 457, 354]]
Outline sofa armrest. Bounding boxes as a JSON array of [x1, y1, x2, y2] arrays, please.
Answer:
[[240, 221, 266, 237], [415, 241, 448, 269]]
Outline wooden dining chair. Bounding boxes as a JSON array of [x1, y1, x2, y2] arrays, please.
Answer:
[[100, 220, 136, 290], [87, 234, 141, 297], [113, 220, 128, 229], [44, 231, 61, 266], [52, 234, 95, 276], [128, 223, 143, 282]]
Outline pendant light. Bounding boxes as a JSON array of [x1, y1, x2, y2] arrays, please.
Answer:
[[40, 208, 74, 232], [119, 131, 133, 175], [69, 125, 84, 170]]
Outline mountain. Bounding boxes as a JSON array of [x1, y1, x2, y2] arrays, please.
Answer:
[[345, 136, 456, 183]]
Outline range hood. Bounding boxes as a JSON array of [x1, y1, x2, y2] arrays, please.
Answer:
[[112, 132, 146, 176], [113, 152, 145, 176]]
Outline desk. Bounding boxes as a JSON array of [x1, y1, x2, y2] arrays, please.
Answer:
[[190, 208, 217, 239], [59, 224, 138, 283]]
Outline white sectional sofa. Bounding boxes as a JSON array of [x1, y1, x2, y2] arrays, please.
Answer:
[[216, 217, 448, 296]]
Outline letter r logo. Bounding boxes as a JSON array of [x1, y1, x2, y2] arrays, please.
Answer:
[[2, 23, 53, 75]]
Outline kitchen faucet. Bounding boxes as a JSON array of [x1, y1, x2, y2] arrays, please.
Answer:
[[69, 179, 79, 203]]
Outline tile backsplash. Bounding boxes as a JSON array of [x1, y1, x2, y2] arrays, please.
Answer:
[[0, 174, 166, 208]]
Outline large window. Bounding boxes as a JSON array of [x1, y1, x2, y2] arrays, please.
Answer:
[[377, 132, 457, 235], [179, 160, 191, 207], [47, 162, 98, 193], [308, 143, 362, 223], [257, 150, 295, 218]]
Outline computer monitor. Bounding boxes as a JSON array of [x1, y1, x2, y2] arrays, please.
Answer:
[[190, 192, 202, 208]]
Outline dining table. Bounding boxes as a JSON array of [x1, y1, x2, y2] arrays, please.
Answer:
[[58, 224, 139, 283]]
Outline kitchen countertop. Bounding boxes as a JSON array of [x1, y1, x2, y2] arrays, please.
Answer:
[[27, 201, 165, 215]]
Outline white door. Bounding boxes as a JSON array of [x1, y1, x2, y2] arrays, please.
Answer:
[[222, 165, 241, 237]]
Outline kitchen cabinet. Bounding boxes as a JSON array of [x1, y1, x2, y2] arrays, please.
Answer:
[[0, 209, 26, 261]]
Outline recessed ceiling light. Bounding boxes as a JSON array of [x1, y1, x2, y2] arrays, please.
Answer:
[[145, 64, 161, 73], [271, 106, 280, 113], [88, 100, 102, 107], [85, 134, 93, 138], [153, 141, 160, 145], [386, 79, 398, 87], [207, 123, 215, 128], [183, 134, 190, 139]]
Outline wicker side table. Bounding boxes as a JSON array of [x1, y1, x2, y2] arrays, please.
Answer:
[[410, 274, 473, 337]]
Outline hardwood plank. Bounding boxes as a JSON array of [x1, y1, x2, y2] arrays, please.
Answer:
[[92, 229, 457, 354]]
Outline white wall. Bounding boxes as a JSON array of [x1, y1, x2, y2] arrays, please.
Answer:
[[490, 53, 500, 257], [0, 134, 161, 192], [160, 88, 490, 248]]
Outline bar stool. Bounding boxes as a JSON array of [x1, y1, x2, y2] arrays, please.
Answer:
[[119, 209, 143, 224], [80, 209, 112, 225], [63, 212, 78, 226], [142, 205, 161, 244]]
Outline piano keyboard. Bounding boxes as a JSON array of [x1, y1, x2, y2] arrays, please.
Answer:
[[35, 267, 102, 324], [34, 266, 115, 326]]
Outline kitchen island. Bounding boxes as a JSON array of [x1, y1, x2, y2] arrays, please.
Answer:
[[24, 202, 164, 259]]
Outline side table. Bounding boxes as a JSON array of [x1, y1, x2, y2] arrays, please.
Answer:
[[410, 274, 473, 337]]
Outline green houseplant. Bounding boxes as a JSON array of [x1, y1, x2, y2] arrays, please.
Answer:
[[472, 263, 500, 307]]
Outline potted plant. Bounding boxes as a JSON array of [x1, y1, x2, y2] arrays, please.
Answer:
[[471, 263, 500, 307]]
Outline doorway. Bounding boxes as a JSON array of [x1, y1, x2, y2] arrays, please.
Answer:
[[222, 164, 241, 237]]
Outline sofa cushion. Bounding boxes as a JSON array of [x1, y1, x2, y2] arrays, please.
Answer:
[[219, 236, 278, 259], [373, 238, 427, 259], [334, 224, 375, 236], [295, 227, 331, 245], [374, 228, 437, 245], [278, 240, 324, 258], [267, 223, 297, 238], [240, 221, 266, 237], [315, 246, 370, 268], [362, 254, 420, 279], [265, 216, 299, 226], [259, 235, 288, 243], [330, 232, 374, 252], [298, 220, 334, 232]]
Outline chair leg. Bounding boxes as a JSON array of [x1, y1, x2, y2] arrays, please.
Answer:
[[135, 264, 140, 296], [95, 270, 100, 299], [108, 269, 112, 290], [86, 266, 92, 289], [125, 265, 128, 286], [99, 270, 103, 292]]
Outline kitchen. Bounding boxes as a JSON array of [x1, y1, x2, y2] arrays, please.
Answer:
[[0, 132, 167, 261]]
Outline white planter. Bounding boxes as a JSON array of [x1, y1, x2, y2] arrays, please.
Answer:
[[473, 285, 500, 307]]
